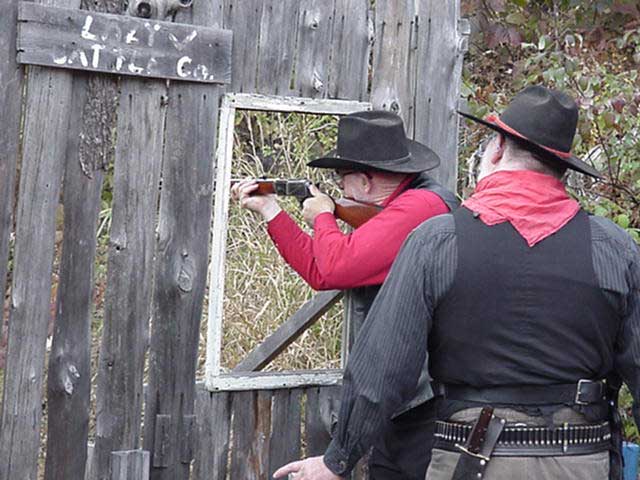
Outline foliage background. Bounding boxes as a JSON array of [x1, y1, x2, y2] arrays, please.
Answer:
[[459, 0, 640, 440]]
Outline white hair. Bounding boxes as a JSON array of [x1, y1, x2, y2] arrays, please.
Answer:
[[502, 136, 565, 179]]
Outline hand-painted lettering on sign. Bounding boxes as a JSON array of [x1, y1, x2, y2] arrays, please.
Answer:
[[17, 2, 232, 84]]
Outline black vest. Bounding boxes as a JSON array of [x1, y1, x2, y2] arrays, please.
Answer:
[[430, 207, 620, 388], [346, 173, 459, 341]]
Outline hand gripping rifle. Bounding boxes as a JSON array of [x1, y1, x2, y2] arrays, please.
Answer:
[[231, 178, 383, 228]]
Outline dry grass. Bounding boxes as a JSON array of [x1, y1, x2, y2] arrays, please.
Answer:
[[197, 110, 346, 375]]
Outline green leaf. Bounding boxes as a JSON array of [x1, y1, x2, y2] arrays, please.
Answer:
[[616, 214, 631, 229], [594, 206, 609, 217], [538, 35, 548, 51]]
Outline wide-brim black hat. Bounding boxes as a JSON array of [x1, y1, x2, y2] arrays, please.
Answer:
[[308, 110, 440, 173], [458, 85, 601, 178]]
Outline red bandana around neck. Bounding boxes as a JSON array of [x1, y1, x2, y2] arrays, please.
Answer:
[[462, 170, 580, 247]]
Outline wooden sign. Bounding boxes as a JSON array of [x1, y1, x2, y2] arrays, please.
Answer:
[[17, 2, 232, 84]]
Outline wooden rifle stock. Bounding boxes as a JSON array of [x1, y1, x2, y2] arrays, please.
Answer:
[[231, 178, 383, 228], [333, 198, 382, 228]]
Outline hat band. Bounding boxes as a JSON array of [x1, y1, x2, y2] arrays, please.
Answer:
[[486, 115, 573, 159]]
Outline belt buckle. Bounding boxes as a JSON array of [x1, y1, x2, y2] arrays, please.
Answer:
[[575, 379, 599, 406]]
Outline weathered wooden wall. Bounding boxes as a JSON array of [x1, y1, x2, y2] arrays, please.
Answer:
[[0, 0, 24, 352], [217, 0, 467, 191], [0, 0, 467, 478], [0, 0, 79, 476], [141, 1, 223, 479], [195, 385, 358, 480], [45, 0, 123, 476]]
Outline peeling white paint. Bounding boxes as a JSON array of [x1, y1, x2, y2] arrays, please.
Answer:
[[90, 44, 105, 68], [143, 22, 157, 47], [195, 64, 209, 79], [147, 57, 158, 73], [81, 15, 97, 41], [176, 56, 192, 77], [125, 29, 139, 45], [128, 61, 144, 74], [169, 30, 198, 51], [67, 50, 79, 65], [115, 55, 125, 71], [79, 50, 89, 68]]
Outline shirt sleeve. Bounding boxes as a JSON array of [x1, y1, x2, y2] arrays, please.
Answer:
[[311, 190, 449, 289], [322, 221, 444, 476], [612, 235, 640, 428], [267, 190, 448, 291], [266, 210, 333, 290]]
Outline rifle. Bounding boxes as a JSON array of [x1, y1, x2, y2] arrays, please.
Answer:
[[231, 178, 383, 228]]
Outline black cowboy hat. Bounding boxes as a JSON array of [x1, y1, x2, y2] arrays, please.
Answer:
[[307, 110, 440, 173], [458, 85, 601, 178]]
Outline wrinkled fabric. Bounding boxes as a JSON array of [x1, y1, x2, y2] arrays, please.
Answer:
[[266, 176, 449, 290], [463, 170, 580, 247]]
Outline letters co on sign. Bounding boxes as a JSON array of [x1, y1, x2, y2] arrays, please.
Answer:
[[17, 2, 232, 84]]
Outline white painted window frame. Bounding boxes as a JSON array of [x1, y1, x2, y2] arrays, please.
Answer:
[[205, 93, 372, 392]]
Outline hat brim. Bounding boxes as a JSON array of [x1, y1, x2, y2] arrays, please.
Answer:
[[458, 110, 602, 179], [307, 139, 441, 173]]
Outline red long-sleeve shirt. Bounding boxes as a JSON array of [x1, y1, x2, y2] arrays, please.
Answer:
[[266, 180, 450, 290]]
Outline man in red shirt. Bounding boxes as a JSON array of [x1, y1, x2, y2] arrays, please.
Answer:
[[232, 110, 458, 479]]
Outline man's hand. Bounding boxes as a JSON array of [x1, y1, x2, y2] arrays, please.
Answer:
[[230, 179, 282, 222], [273, 456, 342, 480], [302, 184, 334, 227]]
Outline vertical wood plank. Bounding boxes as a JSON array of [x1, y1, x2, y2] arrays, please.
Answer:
[[94, 78, 167, 480], [256, 0, 300, 95], [142, 2, 222, 479], [269, 389, 302, 478], [44, 4, 122, 480], [293, 0, 336, 98], [193, 388, 231, 480], [255, 390, 273, 478], [0, 2, 78, 478], [370, 0, 418, 133], [44, 74, 110, 480], [111, 450, 150, 480], [230, 391, 259, 479], [86, 443, 97, 480], [227, 390, 272, 479], [304, 387, 333, 457], [224, 0, 264, 93], [0, 0, 24, 350], [414, 0, 465, 191], [328, 0, 372, 101]]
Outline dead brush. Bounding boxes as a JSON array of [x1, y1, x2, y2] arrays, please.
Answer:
[[198, 110, 345, 374]]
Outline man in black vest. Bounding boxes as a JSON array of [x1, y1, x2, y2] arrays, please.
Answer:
[[274, 86, 640, 480]]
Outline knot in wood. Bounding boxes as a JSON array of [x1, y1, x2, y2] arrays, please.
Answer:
[[177, 256, 195, 292], [177, 268, 193, 292], [309, 16, 319, 30]]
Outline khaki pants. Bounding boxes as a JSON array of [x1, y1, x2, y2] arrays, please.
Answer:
[[425, 407, 610, 480]]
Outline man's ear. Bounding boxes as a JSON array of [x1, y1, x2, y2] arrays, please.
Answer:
[[491, 134, 506, 165], [363, 174, 373, 193]]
